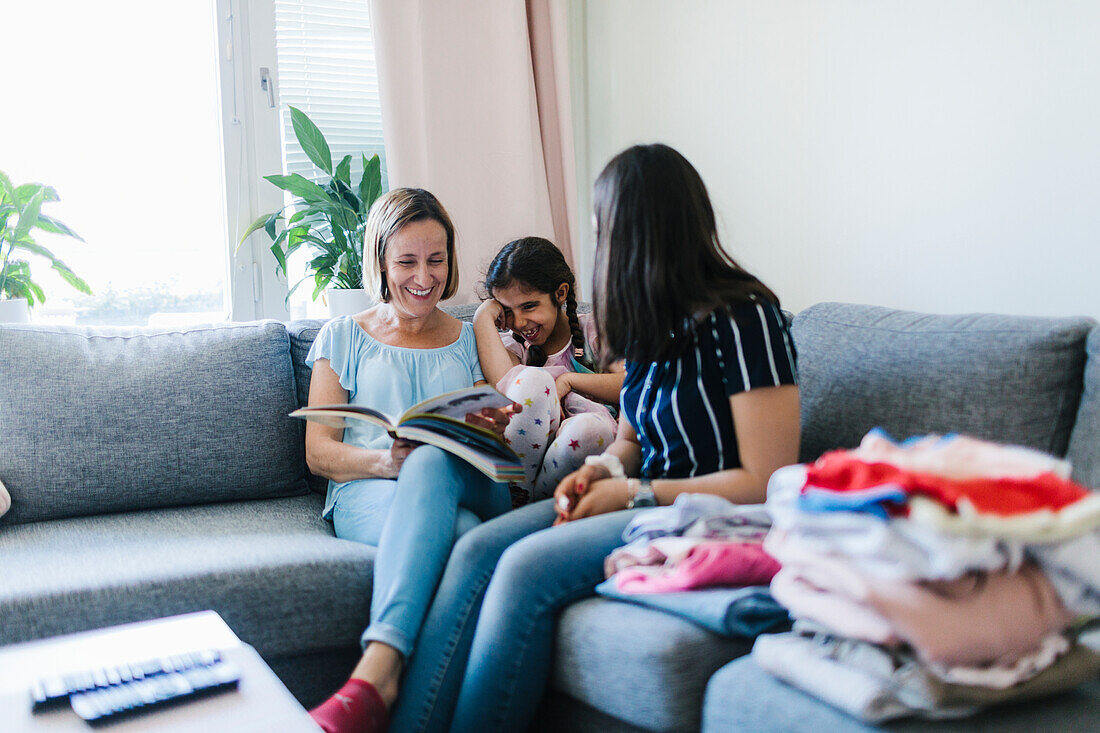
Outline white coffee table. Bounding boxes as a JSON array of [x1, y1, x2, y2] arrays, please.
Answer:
[[0, 611, 320, 732]]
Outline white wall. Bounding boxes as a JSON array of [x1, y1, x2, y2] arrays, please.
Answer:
[[576, 0, 1100, 318]]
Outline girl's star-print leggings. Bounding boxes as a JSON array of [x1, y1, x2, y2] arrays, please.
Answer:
[[497, 365, 617, 501]]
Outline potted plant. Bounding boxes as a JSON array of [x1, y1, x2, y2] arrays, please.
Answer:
[[240, 106, 386, 316], [0, 171, 92, 323]]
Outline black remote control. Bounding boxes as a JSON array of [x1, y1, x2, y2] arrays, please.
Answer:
[[69, 660, 240, 725], [30, 649, 222, 711]]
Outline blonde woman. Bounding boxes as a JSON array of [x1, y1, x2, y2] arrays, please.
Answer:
[[305, 188, 517, 733]]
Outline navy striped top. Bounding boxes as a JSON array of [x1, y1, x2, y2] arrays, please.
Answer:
[[620, 298, 798, 480]]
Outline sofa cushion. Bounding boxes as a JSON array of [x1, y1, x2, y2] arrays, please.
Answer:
[[701, 655, 1100, 732], [287, 319, 329, 409], [288, 319, 330, 494], [792, 303, 1095, 463], [1067, 326, 1100, 489], [0, 493, 373, 659], [552, 596, 752, 733], [0, 321, 308, 524]]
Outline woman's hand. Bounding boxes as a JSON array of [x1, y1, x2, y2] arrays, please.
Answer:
[[465, 402, 522, 439], [562, 478, 632, 522], [553, 463, 612, 525], [377, 439, 419, 479]]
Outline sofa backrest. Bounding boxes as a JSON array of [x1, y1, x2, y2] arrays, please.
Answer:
[[792, 303, 1097, 471], [1067, 327, 1100, 488], [0, 321, 308, 525]]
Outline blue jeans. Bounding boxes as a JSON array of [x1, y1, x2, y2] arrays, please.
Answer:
[[387, 499, 559, 732], [330, 445, 513, 656], [448, 508, 641, 733]]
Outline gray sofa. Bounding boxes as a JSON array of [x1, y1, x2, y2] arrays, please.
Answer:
[[1, 302, 1098, 733]]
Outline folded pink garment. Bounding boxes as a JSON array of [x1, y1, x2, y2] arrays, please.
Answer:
[[613, 541, 780, 594], [770, 568, 900, 645], [604, 537, 705, 578], [775, 552, 1074, 668], [866, 562, 1075, 668]]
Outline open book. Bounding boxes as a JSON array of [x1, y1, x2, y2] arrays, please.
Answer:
[[290, 385, 523, 483]]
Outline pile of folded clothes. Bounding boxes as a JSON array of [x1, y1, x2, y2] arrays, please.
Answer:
[[596, 493, 791, 638], [754, 428, 1100, 723]]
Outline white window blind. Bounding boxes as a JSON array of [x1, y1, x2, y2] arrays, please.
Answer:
[[274, 0, 387, 188]]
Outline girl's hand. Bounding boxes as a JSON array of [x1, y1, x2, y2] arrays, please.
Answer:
[[381, 439, 419, 478], [474, 298, 510, 332], [553, 463, 611, 524], [563, 478, 632, 522], [465, 402, 522, 438], [555, 372, 573, 401]]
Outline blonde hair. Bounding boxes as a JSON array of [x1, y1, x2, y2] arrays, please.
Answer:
[[362, 188, 459, 302]]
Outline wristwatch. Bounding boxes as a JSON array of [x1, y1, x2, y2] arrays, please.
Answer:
[[626, 478, 657, 509]]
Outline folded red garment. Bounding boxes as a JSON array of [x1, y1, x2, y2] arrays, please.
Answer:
[[805, 452, 1090, 517]]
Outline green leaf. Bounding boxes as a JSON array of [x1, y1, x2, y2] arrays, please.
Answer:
[[1, 261, 43, 304], [238, 212, 276, 247], [11, 238, 60, 262], [264, 173, 332, 205], [310, 252, 338, 270], [338, 181, 360, 212], [51, 260, 93, 294], [295, 232, 331, 249], [264, 209, 282, 241], [34, 214, 83, 240], [289, 106, 332, 175], [359, 154, 382, 213], [27, 278, 46, 304], [312, 272, 332, 300], [13, 188, 45, 241], [0, 171, 14, 203], [288, 208, 324, 225], [14, 183, 57, 205], [335, 155, 352, 186], [270, 241, 288, 273]]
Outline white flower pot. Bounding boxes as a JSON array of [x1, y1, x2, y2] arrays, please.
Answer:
[[0, 298, 30, 324], [326, 288, 374, 318]]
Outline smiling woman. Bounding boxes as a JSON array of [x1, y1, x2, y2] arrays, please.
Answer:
[[301, 188, 530, 733]]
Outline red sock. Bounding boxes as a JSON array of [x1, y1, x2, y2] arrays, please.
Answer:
[[309, 678, 388, 733]]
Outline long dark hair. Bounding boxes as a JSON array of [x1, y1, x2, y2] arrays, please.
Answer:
[[483, 237, 594, 371], [593, 144, 778, 365]]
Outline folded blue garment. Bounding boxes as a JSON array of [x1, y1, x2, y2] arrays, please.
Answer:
[[594, 581, 790, 638], [797, 485, 908, 519]]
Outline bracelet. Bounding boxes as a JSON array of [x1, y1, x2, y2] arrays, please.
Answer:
[[584, 453, 626, 479]]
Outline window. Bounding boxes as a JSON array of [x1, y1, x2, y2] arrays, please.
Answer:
[[273, 0, 388, 319], [3, 0, 387, 325], [3, 1, 229, 326]]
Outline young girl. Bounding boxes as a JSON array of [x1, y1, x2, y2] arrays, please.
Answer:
[[446, 143, 802, 732], [473, 237, 624, 500]]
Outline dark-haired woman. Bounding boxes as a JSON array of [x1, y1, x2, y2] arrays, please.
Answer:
[[446, 143, 801, 732], [473, 236, 625, 500]]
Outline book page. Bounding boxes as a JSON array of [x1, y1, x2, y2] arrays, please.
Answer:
[[400, 385, 513, 424], [289, 404, 395, 430]]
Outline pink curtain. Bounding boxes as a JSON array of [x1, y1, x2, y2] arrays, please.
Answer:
[[369, 0, 577, 303]]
